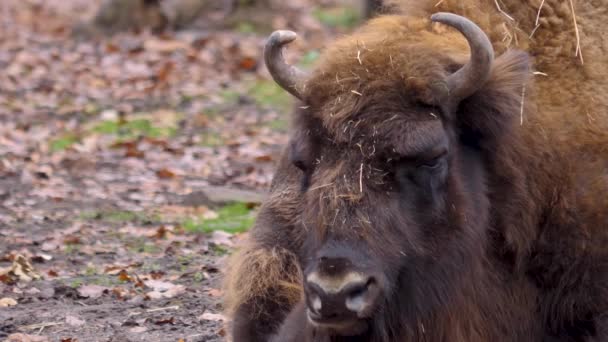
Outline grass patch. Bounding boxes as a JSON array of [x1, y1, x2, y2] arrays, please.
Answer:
[[182, 202, 256, 234], [298, 50, 321, 69], [248, 80, 292, 111], [235, 22, 257, 34], [265, 118, 289, 132], [313, 6, 360, 29], [80, 210, 160, 224], [200, 131, 224, 147], [92, 118, 176, 140], [49, 134, 79, 152], [219, 89, 241, 106]]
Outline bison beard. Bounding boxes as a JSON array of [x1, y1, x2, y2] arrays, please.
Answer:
[[223, 1, 608, 341]]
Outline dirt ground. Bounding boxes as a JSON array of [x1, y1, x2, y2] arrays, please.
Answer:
[[0, 0, 361, 341]]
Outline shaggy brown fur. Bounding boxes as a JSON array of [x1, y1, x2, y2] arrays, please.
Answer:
[[223, 1, 608, 341]]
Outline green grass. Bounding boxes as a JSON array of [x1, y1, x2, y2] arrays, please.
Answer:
[[313, 6, 360, 29], [236, 22, 257, 34], [183, 202, 256, 234], [219, 89, 241, 105], [92, 118, 176, 140], [298, 50, 321, 69], [49, 135, 79, 152], [80, 210, 160, 224], [248, 80, 292, 111], [265, 118, 289, 132], [126, 237, 162, 254], [200, 131, 224, 147]]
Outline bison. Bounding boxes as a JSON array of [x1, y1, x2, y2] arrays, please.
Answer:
[[223, 0, 608, 341]]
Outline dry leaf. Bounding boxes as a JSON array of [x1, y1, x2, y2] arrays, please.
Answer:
[[199, 312, 226, 322], [156, 168, 176, 179], [66, 315, 85, 327], [145, 280, 186, 299], [0, 297, 18, 307], [0, 254, 41, 283], [129, 326, 148, 333], [77, 285, 109, 299], [6, 333, 50, 342]]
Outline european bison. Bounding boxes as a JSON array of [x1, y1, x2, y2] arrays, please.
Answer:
[[224, 0, 608, 341]]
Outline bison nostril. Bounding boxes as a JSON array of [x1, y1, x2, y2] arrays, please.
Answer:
[[345, 277, 378, 315]]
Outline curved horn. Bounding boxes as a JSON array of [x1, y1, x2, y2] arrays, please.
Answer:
[[264, 30, 308, 100], [431, 12, 494, 102]]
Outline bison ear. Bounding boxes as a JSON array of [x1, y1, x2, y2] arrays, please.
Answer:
[[455, 50, 531, 148], [288, 107, 319, 173]]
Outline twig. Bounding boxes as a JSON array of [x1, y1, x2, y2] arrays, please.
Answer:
[[359, 163, 364, 193], [529, 24, 540, 39], [494, 0, 514, 21], [351, 90, 362, 96], [535, 0, 546, 26], [520, 84, 526, 125], [533, 71, 549, 76], [434, 0, 445, 7], [146, 305, 180, 313], [568, 0, 584, 64], [19, 322, 63, 331]]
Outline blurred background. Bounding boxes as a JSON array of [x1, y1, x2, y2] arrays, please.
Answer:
[[0, 0, 380, 341]]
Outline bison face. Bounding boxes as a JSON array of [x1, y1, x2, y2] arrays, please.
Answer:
[[264, 12, 530, 337], [289, 103, 487, 336]]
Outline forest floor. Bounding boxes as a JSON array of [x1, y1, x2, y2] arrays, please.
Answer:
[[0, 1, 361, 341]]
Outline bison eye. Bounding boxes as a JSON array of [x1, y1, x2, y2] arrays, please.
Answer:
[[417, 153, 446, 171]]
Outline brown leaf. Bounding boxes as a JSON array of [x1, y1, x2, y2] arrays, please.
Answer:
[[149, 271, 165, 279], [125, 145, 145, 158], [63, 236, 81, 245], [153, 226, 168, 239], [0, 255, 41, 283], [156, 168, 176, 179], [238, 56, 258, 71], [156, 61, 174, 84], [118, 270, 133, 282], [254, 155, 273, 162], [154, 317, 175, 325]]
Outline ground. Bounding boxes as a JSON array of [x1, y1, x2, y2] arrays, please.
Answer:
[[0, 1, 362, 341]]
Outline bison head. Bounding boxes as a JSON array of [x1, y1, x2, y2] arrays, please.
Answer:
[[265, 12, 530, 337]]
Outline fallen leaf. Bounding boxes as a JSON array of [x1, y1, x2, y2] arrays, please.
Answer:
[[6, 333, 49, 342], [118, 270, 133, 282], [199, 312, 226, 322], [0, 297, 18, 307], [129, 326, 148, 333], [156, 168, 176, 179], [0, 254, 41, 283], [209, 231, 234, 247], [65, 315, 85, 327], [207, 288, 223, 297], [154, 317, 175, 325], [77, 285, 109, 299], [145, 280, 186, 299]]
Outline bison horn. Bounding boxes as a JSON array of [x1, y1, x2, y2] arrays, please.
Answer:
[[264, 30, 308, 100], [431, 12, 494, 103]]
